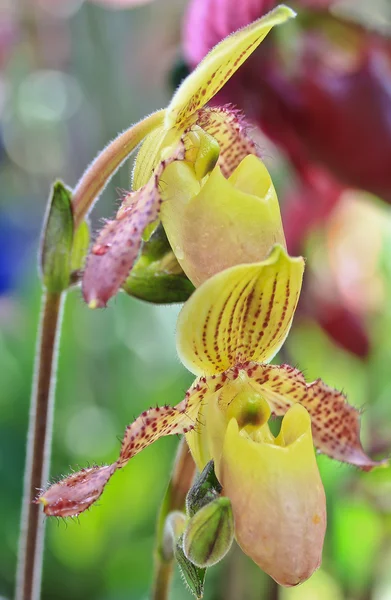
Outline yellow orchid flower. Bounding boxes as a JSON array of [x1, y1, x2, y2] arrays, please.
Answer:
[[159, 152, 285, 287], [82, 5, 294, 307], [38, 245, 385, 585]]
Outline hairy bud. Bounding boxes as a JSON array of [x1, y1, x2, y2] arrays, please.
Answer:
[[183, 497, 234, 568]]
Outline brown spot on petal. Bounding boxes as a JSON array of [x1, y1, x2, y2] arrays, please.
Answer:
[[196, 106, 258, 177], [37, 464, 117, 517], [243, 362, 388, 469], [38, 375, 218, 518]]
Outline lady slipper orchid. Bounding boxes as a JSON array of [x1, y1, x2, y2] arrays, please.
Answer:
[[160, 152, 285, 287], [37, 245, 385, 585], [82, 5, 295, 307]]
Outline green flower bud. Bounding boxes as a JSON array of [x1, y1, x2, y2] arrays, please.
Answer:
[[162, 510, 187, 561], [186, 460, 222, 518], [183, 497, 234, 568], [40, 181, 74, 293], [122, 223, 195, 303], [40, 180, 90, 293]]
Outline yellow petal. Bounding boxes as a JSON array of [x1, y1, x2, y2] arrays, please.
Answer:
[[162, 154, 286, 287], [219, 405, 326, 586], [193, 377, 275, 474], [185, 400, 211, 471], [176, 245, 304, 375], [185, 372, 230, 470], [132, 124, 167, 190], [165, 5, 296, 130], [242, 363, 388, 469]]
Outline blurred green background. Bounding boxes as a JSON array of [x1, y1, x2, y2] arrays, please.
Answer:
[[1, 1, 391, 599]]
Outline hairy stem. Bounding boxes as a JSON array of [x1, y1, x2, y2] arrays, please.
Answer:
[[16, 106, 165, 600], [152, 439, 196, 600], [15, 291, 64, 600], [72, 109, 165, 228]]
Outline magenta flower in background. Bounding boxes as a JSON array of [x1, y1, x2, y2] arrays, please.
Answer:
[[183, 0, 391, 203], [88, 0, 154, 7], [182, 0, 391, 357]]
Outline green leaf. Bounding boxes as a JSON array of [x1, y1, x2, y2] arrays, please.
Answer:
[[40, 180, 74, 293], [71, 219, 90, 273], [175, 536, 206, 599]]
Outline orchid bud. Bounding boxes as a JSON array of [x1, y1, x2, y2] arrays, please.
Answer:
[[40, 180, 90, 293], [183, 497, 234, 568], [186, 460, 222, 517], [122, 224, 195, 303], [162, 511, 187, 561]]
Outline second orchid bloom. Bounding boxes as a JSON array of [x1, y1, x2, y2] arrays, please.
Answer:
[[39, 244, 383, 586]]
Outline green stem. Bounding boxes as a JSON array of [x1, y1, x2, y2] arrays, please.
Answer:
[[268, 578, 279, 600], [152, 439, 196, 600], [72, 109, 165, 228], [15, 291, 64, 600]]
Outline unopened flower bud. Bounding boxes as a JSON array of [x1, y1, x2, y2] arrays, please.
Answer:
[[122, 224, 195, 304], [183, 496, 234, 568], [40, 181, 90, 294], [186, 460, 222, 517], [162, 511, 187, 561]]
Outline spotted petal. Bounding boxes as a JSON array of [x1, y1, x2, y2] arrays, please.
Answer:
[[37, 379, 209, 517], [242, 362, 387, 469], [177, 245, 304, 375], [82, 142, 185, 308], [165, 5, 296, 130], [196, 107, 258, 177]]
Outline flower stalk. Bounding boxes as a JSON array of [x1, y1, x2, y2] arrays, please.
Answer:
[[152, 439, 196, 600], [15, 291, 64, 600], [15, 108, 165, 599], [72, 109, 165, 228]]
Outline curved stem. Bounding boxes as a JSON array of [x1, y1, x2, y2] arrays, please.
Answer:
[[152, 439, 196, 600], [72, 109, 165, 228], [15, 291, 64, 600]]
